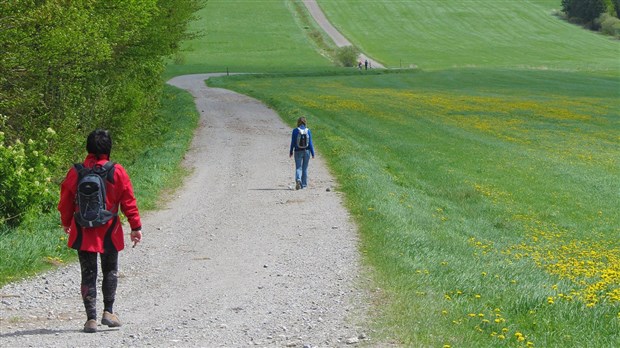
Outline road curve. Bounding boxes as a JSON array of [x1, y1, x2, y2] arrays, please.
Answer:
[[302, 0, 385, 68]]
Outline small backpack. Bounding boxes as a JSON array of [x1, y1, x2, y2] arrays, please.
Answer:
[[296, 127, 309, 149], [73, 161, 116, 228]]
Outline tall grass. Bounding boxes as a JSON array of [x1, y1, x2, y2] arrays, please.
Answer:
[[209, 69, 620, 347], [0, 85, 199, 287]]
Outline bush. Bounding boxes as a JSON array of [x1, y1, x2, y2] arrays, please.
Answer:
[[0, 121, 57, 227], [596, 13, 620, 36], [334, 46, 360, 67]]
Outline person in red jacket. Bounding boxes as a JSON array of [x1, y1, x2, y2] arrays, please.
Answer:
[[58, 129, 142, 333]]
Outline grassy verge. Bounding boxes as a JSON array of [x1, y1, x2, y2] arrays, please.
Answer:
[[209, 69, 620, 347], [0, 84, 199, 287]]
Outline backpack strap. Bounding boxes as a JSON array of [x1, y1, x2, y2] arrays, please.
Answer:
[[73, 161, 116, 183], [73, 163, 87, 179], [100, 161, 116, 184]]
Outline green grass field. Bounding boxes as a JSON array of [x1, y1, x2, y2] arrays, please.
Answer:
[[316, 0, 620, 71], [164, 0, 333, 77], [167, 0, 620, 346], [210, 69, 619, 346]]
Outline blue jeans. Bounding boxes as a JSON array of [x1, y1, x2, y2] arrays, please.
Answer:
[[294, 149, 311, 188]]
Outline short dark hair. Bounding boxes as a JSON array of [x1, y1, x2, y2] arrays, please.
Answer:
[[297, 117, 307, 127], [86, 129, 112, 158]]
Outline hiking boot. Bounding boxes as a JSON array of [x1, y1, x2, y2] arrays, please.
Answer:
[[295, 180, 301, 190], [83, 319, 97, 333], [101, 311, 122, 327]]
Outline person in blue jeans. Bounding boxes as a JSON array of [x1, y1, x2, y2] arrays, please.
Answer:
[[289, 117, 315, 190]]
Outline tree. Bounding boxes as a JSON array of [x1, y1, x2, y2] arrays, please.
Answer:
[[0, 0, 204, 226], [562, 0, 607, 28]]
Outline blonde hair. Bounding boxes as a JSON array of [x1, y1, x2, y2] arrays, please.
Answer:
[[297, 117, 307, 127]]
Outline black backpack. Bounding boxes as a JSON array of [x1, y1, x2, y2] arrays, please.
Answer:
[[296, 127, 309, 149], [73, 161, 116, 228]]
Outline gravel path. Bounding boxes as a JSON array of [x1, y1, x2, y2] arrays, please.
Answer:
[[301, 0, 384, 68], [0, 74, 373, 347]]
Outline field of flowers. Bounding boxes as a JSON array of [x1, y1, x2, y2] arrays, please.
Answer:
[[211, 69, 619, 347]]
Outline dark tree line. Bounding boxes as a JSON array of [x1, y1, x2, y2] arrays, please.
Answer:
[[562, 0, 620, 29]]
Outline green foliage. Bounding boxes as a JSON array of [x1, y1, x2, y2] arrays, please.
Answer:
[[597, 13, 620, 36], [334, 46, 360, 67], [562, 0, 607, 28], [0, 0, 203, 228], [602, 0, 620, 16], [0, 123, 57, 226], [122, 85, 200, 210], [0, 84, 199, 286]]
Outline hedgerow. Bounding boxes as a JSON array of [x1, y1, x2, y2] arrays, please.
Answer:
[[0, 0, 203, 229]]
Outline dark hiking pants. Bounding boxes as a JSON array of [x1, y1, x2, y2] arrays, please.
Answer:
[[78, 249, 118, 320]]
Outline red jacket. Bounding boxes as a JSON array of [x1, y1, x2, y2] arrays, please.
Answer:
[[58, 154, 141, 253]]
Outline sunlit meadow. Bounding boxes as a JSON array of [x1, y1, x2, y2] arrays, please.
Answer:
[[211, 69, 619, 347]]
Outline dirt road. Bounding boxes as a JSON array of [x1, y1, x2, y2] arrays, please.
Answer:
[[301, 0, 384, 68], [0, 74, 370, 347]]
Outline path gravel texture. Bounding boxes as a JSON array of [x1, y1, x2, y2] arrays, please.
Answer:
[[0, 74, 373, 347]]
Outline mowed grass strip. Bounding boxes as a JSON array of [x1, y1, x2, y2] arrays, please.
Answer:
[[210, 69, 620, 347], [165, 0, 332, 77], [316, 0, 620, 71]]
